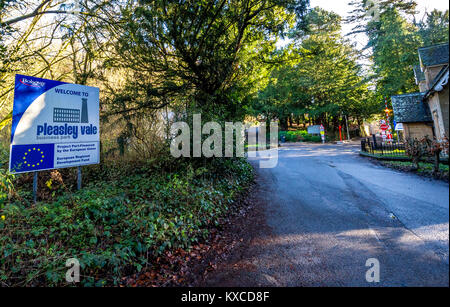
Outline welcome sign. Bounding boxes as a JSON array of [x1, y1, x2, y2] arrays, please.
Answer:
[[9, 74, 100, 174]]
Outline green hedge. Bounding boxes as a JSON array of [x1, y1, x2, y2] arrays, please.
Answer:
[[279, 130, 323, 143], [0, 158, 253, 286]]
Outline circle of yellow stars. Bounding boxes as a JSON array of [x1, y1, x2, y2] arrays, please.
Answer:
[[22, 147, 45, 168]]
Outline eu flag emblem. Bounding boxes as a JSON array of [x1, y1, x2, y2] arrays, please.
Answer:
[[10, 144, 54, 173]]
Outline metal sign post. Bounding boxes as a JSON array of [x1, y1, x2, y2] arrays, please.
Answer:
[[33, 171, 38, 203], [77, 166, 82, 190], [384, 97, 393, 144], [320, 124, 325, 144]]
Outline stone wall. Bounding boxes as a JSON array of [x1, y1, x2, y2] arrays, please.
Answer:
[[425, 66, 445, 88], [438, 85, 449, 138], [403, 122, 433, 140]]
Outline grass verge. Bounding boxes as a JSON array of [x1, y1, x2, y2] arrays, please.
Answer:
[[379, 161, 449, 181]]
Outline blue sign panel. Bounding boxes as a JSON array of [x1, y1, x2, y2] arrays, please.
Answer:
[[9, 75, 100, 174], [10, 144, 55, 173]]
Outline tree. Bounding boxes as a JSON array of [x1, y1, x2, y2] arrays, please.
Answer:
[[106, 0, 309, 122], [253, 7, 376, 133], [347, 0, 418, 35], [347, 1, 449, 122], [367, 8, 422, 98], [0, 1, 121, 130], [251, 64, 310, 130], [418, 9, 449, 45]]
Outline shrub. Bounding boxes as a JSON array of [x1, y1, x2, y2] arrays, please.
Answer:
[[0, 146, 8, 166], [405, 137, 428, 170], [0, 157, 253, 286], [279, 130, 322, 143], [0, 169, 16, 203]]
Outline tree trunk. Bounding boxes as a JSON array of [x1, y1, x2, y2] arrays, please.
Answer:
[[357, 117, 364, 137], [280, 117, 288, 131], [288, 116, 293, 129]]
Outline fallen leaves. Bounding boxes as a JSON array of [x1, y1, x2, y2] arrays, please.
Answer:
[[121, 185, 257, 287]]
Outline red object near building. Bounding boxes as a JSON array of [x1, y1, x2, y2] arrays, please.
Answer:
[[380, 124, 389, 131]]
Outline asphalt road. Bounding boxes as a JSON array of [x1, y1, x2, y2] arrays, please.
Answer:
[[208, 143, 449, 287]]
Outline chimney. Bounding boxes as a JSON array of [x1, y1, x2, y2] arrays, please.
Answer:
[[80, 98, 88, 123]]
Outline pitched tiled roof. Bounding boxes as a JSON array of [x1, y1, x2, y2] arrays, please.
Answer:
[[391, 92, 432, 123], [413, 65, 425, 82], [418, 43, 449, 67]]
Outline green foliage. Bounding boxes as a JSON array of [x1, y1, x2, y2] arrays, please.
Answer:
[[348, 1, 449, 118], [253, 2, 449, 133], [0, 169, 15, 203], [367, 8, 422, 98], [347, 0, 418, 34], [418, 9, 449, 45], [350, 1, 449, 109], [0, 112, 12, 132], [0, 158, 253, 286], [108, 0, 309, 123], [280, 130, 307, 142], [382, 160, 449, 180], [0, 146, 13, 203], [252, 7, 376, 132], [279, 130, 322, 142], [0, 145, 7, 164]]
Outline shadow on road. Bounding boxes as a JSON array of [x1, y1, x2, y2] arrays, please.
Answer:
[[199, 144, 449, 287]]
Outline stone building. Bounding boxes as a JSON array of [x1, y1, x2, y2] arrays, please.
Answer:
[[391, 92, 433, 139], [392, 43, 449, 141]]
